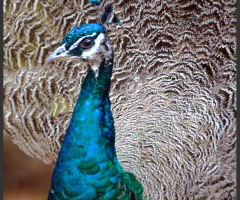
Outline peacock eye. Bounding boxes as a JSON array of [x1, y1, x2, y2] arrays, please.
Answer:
[[79, 38, 94, 49]]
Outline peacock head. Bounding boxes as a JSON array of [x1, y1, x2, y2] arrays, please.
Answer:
[[45, 23, 112, 76]]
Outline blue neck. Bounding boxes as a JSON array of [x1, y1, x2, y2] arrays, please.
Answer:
[[56, 59, 116, 165], [49, 57, 143, 200], [77, 60, 112, 105]]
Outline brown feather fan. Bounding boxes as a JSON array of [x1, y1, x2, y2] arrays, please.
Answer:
[[4, 0, 236, 199]]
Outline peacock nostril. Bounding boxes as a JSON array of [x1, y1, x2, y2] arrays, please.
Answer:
[[55, 48, 65, 56]]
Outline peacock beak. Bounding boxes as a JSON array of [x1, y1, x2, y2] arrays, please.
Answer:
[[45, 43, 73, 65]]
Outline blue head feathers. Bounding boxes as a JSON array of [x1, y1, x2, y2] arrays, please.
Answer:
[[61, 23, 106, 50]]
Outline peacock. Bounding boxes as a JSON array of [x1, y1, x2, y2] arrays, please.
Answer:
[[45, 23, 143, 200], [4, 0, 236, 199]]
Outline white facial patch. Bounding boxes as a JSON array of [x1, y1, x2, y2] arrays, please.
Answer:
[[68, 32, 112, 78], [81, 33, 105, 63], [69, 33, 97, 51]]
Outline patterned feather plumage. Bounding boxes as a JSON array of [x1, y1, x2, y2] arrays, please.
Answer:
[[4, 0, 236, 199]]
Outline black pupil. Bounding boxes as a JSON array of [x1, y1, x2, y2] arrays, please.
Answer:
[[81, 39, 93, 48]]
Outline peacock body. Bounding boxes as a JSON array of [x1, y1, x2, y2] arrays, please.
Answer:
[[46, 23, 143, 200]]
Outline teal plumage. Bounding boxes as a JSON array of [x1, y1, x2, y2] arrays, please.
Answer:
[[46, 23, 143, 200], [90, 0, 102, 6]]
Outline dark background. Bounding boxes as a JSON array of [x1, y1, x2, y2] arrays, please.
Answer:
[[4, 134, 53, 200]]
